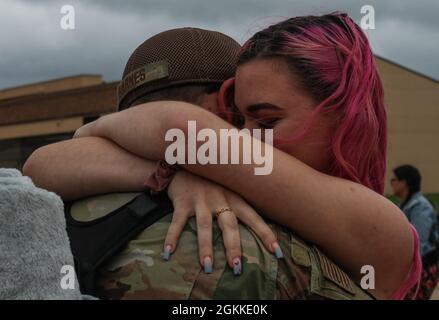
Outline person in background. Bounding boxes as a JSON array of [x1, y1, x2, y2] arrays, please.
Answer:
[[391, 164, 439, 299]]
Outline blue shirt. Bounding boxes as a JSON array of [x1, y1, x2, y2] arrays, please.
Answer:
[[401, 192, 438, 257]]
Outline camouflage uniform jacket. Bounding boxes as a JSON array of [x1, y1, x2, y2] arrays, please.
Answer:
[[70, 193, 374, 300]]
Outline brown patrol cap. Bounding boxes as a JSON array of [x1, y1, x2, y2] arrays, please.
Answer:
[[117, 27, 241, 110]]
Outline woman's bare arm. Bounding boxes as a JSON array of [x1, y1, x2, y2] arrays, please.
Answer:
[[78, 101, 414, 299], [23, 137, 156, 201]]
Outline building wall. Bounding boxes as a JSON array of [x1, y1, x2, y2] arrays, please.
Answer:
[[0, 75, 103, 100], [0, 82, 118, 126], [0, 75, 117, 169], [376, 58, 439, 194]]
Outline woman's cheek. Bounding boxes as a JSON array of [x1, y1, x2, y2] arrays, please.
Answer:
[[272, 140, 324, 170], [273, 139, 295, 155]]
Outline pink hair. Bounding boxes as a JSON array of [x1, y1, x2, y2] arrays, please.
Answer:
[[234, 13, 387, 194]]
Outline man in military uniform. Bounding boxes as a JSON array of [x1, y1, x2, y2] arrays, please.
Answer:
[[24, 28, 374, 300]]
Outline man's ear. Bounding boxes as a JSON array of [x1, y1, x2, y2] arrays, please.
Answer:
[[217, 78, 235, 121]]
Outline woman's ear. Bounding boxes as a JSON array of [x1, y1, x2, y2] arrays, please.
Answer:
[[217, 77, 235, 121]]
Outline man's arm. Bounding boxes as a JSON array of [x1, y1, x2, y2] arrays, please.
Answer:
[[23, 137, 156, 201]]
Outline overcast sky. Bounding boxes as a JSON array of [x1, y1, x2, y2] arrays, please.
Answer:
[[0, 0, 438, 89]]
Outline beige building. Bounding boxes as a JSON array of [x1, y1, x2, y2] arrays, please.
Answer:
[[376, 57, 439, 194], [0, 75, 118, 169], [0, 57, 438, 194]]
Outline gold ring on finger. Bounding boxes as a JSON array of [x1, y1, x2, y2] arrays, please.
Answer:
[[215, 207, 233, 219]]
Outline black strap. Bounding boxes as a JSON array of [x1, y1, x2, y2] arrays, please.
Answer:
[[64, 192, 173, 295]]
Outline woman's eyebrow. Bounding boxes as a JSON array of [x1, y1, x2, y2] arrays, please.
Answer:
[[246, 103, 282, 113]]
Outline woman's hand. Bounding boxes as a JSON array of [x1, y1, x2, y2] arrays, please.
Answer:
[[164, 170, 283, 274]]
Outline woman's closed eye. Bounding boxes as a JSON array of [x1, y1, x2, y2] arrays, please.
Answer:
[[255, 117, 280, 129], [242, 103, 284, 130]]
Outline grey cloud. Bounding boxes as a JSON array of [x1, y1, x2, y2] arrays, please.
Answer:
[[20, 0, 439, 29], [0, 0, 437, 89]]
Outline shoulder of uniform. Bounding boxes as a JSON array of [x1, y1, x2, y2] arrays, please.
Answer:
[[289, 234, 375, 300]]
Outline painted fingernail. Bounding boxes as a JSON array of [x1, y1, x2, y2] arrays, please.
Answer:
[[204, 256, 213, 274], [163, 245, 172, 261], [233, 257, 241, 276], [272, 241, 284, 259]]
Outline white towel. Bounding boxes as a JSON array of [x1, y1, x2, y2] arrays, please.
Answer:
[[0, 168, 84, 299]]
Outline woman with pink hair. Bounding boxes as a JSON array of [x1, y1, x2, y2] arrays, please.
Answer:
[[52, 13, 423, 299]]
